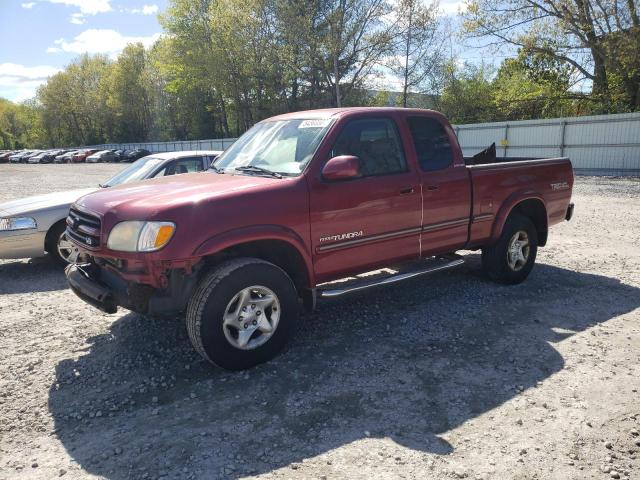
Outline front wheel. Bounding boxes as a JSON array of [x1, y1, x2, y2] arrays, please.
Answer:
[[481, 213, 538, 285], [186, 258, 299, 370], [46, 222, 81, 265]]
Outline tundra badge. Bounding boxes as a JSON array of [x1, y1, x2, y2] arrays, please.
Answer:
[[319, 231, 364, 243]]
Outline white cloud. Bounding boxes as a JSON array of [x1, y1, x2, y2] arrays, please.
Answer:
[[48, 29, 162, 56], [38, 0, 112, 24], [21, 2, 36, 8], [125, 4, 159, 15], [47, 0, 112, 15], [440, 0, 467, 15], [69, 14, 85, 24], [0, 63, 61, 102], [70, 12, 86, 24]]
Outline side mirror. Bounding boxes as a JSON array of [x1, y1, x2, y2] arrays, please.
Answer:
[[322, 155, 361, 181]]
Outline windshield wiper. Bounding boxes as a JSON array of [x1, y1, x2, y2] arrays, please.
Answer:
[[209, 165, 225, 174], [235, 165, 282, 179]]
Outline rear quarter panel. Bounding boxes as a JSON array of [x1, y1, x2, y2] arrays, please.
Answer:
[[468, 158, 574, 246]]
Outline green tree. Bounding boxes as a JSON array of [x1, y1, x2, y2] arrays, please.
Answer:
[[388, 0, 446, 107], [492, 50, 575, 119], [37, 54, 112, 145], [436, 62, 496, 123], [463, 0, 640, 110], [105, 43, 153, 142]]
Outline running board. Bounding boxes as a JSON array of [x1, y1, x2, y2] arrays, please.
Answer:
[[316, 255, 465, 299]]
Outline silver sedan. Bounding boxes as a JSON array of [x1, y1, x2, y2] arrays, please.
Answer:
[[0, 150, 221, 264]]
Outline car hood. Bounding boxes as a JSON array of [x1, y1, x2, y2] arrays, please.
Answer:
[[75, 172, 281, 218], [0, 188, 97, 216]]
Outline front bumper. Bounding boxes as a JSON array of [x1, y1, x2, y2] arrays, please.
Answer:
[[65, 261, 200, 315], [66, 263, 118, 313]]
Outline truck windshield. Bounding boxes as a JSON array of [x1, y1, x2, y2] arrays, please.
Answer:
[[212, 118, 334, 176], [101, 156, 165, 187]]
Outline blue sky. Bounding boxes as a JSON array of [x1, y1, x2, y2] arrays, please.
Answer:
[[0, 0, 168, 102], [0, 0, 480, 103]]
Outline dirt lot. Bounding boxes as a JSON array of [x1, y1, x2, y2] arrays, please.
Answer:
[[0, 164, 639, 480]]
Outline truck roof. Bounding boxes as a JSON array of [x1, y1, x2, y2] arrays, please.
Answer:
[[267, 107, 444, 122]]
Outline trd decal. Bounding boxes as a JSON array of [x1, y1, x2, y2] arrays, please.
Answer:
[[550, 181, 569, 190], [319, 231, 364, 243]]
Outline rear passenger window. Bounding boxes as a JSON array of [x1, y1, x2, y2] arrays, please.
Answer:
[[167, 157, 204, 175], [331, 118, 407, 176], [407, 117, 453, 171]]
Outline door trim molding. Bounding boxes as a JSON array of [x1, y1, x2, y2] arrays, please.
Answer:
[[316, 217, 470, 253], [316, 226, 421, 253], [422, 217, 468, 232]]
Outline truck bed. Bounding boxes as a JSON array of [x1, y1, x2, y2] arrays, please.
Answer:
[[462, 142, 563, 166], [465, 152, 574, 248]]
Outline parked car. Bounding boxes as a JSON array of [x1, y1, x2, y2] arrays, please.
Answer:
[[113, 149, 129, 162], [86, 149, 117, 163], [28, 150, 63, 164], [9, 150, 32, 163], [64, 107, 575, 370], [55, 150, 79, 163], [124, 148, 151, 162], [22, 150, 43, 163], [38, 149, 67, 164], [0, 151, 17, 163], [9, 151, 24, 163], [0, 150, 221, 264], [71, 149, 98, 163]]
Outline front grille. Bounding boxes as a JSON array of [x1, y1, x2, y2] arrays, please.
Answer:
[[66, 208, 102, 249]]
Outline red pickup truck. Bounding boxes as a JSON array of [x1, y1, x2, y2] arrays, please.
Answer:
[[65, 108, 574, 370]]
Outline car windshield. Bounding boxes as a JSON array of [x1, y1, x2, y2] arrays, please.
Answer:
[[101, 156, 165, 187], [212, 118, 334, 176]]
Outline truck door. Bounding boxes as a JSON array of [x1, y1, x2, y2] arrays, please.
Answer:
[[308, 116, 422, 283], [405, 116, 471, 256]]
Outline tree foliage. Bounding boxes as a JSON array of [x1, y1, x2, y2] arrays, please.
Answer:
[[0, 0, 637, 148], [463, 0, 640, 110]]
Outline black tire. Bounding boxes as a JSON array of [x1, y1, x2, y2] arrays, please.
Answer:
[[481, 213, 538, 285], [186, 258, 299, 370], [45, 221, 73, 266]]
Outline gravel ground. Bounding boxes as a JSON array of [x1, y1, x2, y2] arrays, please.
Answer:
[[0, 164, 639, 480]]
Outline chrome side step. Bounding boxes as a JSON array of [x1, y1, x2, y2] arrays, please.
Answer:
[[316, 255, 465, 299]]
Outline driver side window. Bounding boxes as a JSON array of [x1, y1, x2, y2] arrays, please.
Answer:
[[331, 118, 407, 177]]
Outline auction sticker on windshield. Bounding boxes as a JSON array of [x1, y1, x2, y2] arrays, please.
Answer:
[[299, 119, 331, 129]]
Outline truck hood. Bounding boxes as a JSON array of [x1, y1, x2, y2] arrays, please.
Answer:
[[75, 172, 280, 218], [0, 188, 97, 216]]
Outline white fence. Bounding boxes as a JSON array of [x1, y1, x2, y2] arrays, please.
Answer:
[[92, 138, 238, 153], [455, 112, 640, 176], [90, 112, 640, 176]]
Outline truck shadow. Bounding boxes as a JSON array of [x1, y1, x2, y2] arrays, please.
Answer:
[[48, 257, 640, 479], [0, 256, 67, 294]]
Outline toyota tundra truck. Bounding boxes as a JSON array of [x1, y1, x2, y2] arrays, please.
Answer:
[[65, 108, 574, 370]]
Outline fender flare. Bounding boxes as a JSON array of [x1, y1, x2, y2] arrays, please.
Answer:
[[490, 191, 547, 244], [193, 224, 315, 286]]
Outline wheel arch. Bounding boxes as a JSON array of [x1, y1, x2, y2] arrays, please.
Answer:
[[193, 225, 314, 293], [491, 194, 548, 246], [44, 218, 67, 253]]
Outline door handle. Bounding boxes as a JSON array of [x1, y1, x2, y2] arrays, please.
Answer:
[[426, 185, 439, 191], [399, 187, 415, 195]]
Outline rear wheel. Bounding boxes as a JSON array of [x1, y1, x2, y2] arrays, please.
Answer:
[[186, 258, 299, 370], [481, 213, 538, 284]]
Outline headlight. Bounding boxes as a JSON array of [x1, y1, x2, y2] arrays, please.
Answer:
[[107, 221, 176, 252], [0, 217, 37, 231]]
